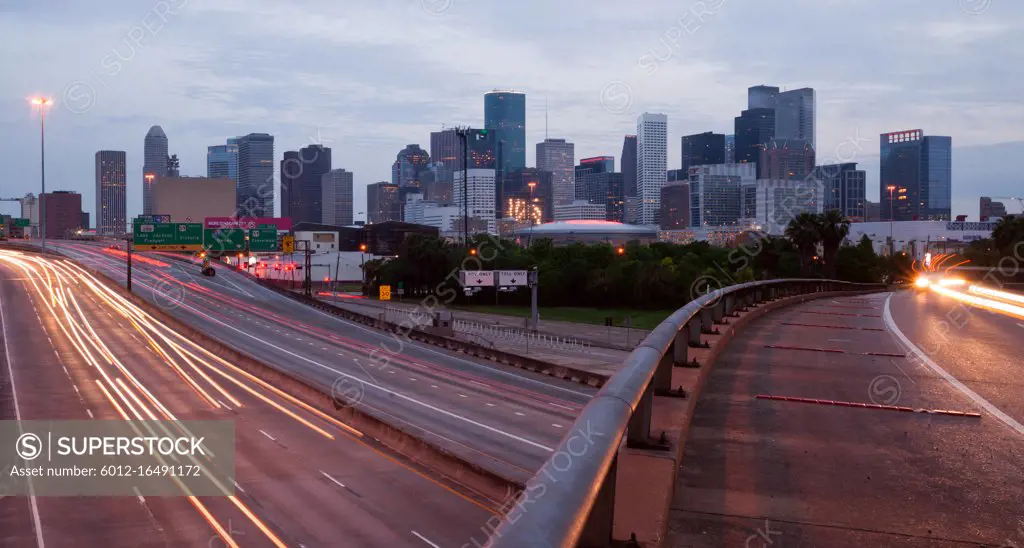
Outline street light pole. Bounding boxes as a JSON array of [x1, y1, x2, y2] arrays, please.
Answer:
[[31, 97, 52, 251]]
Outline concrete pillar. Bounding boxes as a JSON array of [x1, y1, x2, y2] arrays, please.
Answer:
[[687, 320, 701, 347], [653, 349, 673, 393], [627, 385, 653, 447], [578, 454, 617, 548], [673, 330, 688, 365], [723, 294, 734, 316]]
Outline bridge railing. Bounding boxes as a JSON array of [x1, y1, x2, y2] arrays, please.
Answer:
[[487, 278, 886, 548]]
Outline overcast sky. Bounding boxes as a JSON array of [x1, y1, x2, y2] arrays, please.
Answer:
[[2, 0, 1022, 221]]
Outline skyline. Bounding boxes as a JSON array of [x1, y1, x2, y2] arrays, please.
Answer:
[[3, 0, 1023, 221]]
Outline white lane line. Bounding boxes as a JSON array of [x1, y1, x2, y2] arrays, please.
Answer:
[[409, 377, 417, 382], [411, 531, 441, 548], [458, 394, 468, 398], [470, 380, 488, 388], [233, 481, 246, 494], [320, 471, 345, 489], [884, 293, 1024, 437], [86, 409, 94, 418], [431, 384, 438, 388], [549, 402, 574, 411], [258, 429, 276, 442], [552, 423, 563, 428], [217, 400, 233, 411], [0, 283, 46, 548], [485, 403, 496, 407], [133, 487, 146, 505], [1017, 323, 1024, 329], [62, 366, 70, 377], [514, 412, 525, 417]]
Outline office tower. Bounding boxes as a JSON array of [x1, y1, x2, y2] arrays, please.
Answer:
[[367, 182, 402, 223], [574, 156, 614, 201], [166, 154, 180, 177], [484, 90, 526, 173], [865, 201, 881, 222], [95, 150, 127, 235], [421, 163, 454, 204], [81, 212, 90, 230], [40, 191, 83, 239], [681, 132, 726, 172], [236, 133, 275, 217], [585, 172, 626, 222], [143, 125, 168, 215], [207, 138, 239, 180], [430, 129, 460, 170], [554, 201, 606, 221], [746, 178, 825, 234], [735, 108, 775, 173], [502, 168, 553, 224], [637, 113, 668, 225], [758, 139, 815, 180], [454, 169, 497, 234], [814, 163, 867, 220], [393, 144, 431, 189], [281, 145, 332, 224], [879, 130, 952, 221], [622, 135, 637, 197], [321, 169, 354, 226], [667, 169, 688, 182], [151, 176, 236, 223], [687, 163, 756, 227], [724, 134, 736, 163], [775, 88, 816, 148], [748, 85, 779, 109], [980, 197, 1008, 221], [660, 183, 690, 229], [536, 138, 575, 206]]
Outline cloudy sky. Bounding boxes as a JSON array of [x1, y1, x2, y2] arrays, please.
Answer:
[[2, 0, 1022, 221]]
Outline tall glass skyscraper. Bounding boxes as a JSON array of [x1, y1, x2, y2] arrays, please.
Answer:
[[236, 133, 275, 217], [775, 88, 816, 148], [637, 112, 668, 226], [621, 135, 637, 198], [143, 125, 168, 215], [879, 130, 952, 221], [207, 137, 239, 181], [681, 132, 726, 172], [748, 85, 779, 109], [734, 108, 775, 173], [484, 90, 526, 174], [95, 150, 127, 235], [281, 145, 331, 225], [536, 138, 575, 205]]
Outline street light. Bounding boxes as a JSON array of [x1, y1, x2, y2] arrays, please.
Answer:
[[886, 185, 897, 255], [30, 96, 52, 251]]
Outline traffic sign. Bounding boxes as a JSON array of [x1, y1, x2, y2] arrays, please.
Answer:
[[203, 228, 246, 254], [248, 229, 278, 252], [12, 218, 29, 228], [133, 222, 203, 251], [281, 235, 295, 254], [134, 215, 171, 224], [379, 285, 392, 301], [496, 270, 528, 286], [460, 270, 494, 287]]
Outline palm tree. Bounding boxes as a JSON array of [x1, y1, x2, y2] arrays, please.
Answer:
[[819, 210, 851, 278], [785, 213, 822, 276]]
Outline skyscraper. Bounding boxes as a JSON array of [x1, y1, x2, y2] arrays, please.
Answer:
[[484, 90, 526, 173], [621, 135, 637, 198], [454, 169, 497, 234], [681, 132, 726, 172], [321, 169, 354, 226], [575, 156, 614, 201], [585, 172, 625, 222], [725, 134, 736, 163], [879, 130, 952, 221], [734, 108, 775, 173], [207, 138, 239, 180], [536, 138, 575, 205], [637, 113, 668, 226], [366, 182, 402, 223], [502, 168, 553, 223], [143, 126, 168, 215], [688, 163, 756, 228], [430, 129, 460, 170], [281, 145, 332, 225], [748, 85, 779, 109], [775, 88, 816, 148], [660, 183, 690, 229], [95, 150, 126, 235], [758, 139, 815, 180], [393, 144, 431, 188], [236, 133, 275, 217], [814, 163, 866, 220]]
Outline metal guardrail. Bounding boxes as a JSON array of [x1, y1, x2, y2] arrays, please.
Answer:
[[487, 278, 886, 548]]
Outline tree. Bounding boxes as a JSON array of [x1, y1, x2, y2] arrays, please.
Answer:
[[785, 213, 823, 276], [819, 210, 851, 278], [991, 216, 1024, 255]]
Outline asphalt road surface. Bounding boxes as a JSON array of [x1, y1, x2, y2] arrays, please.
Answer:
[[0, 249, 497, 547]]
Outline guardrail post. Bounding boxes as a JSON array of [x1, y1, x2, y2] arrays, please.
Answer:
[[700, 306, 715, 333], [627, 384, 653, 447], [653, 349, 673, 394], [711, 299, 725, 325], [687, 319, 701, 347], [579, 454, 617, 547], [723, 294, 734, 317], [673, 330, 688, 366]]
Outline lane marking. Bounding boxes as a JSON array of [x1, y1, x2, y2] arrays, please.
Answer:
[[884, 293, 1024, 436], [258, 429, 276, 442], [514, 412, 525, 417], [233, 481, 246, 494], [86, 409, 94, 418], [411, 531, 441, 548], [485, 403, 496, 407], [320, 471, 345, 489], [551, 423, 563, 428]]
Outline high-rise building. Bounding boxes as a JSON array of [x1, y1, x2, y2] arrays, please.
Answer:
[[554, 201, 606, 221], [20, 193, 38, 236], [421, 163, 454, 204], [575, 156, 614, 201], [622, 135, 637, 197], [281, 145, 332, 225], [758, 139, 815, 180], [393, 144, 431, 188], [151, 176, 236, 223], [430, 129, 460, 170], [748, 85, 779, 109], [236, 133, 275, 217], [980, 197, 1008, 221], [660, 182, 690, 230], [81, 212, 90, 231], [724, 134, 736, 163], [774, 88, 816, 148], [321, 169, 354, 226], [584, 172, 626, 222], [745, 178, 825, 235], [536, 138, 575, 206], [41, 191, 83, 239], [667, 168, 688, 182], [366, 182, 402, 224], [681, 132, 726, 172], [484, 90, 526, 173], [454, 169, 497, 235], [95, 150, 127, 235], [637, 113, 668, 225], [814, 163, 867, 221], [735, 108, 775, 174], [166, 154, 180, 177], [207, 138, 239, 180], [688, 163, 756, 227], [433, 128, 497, 171], [501, 168, 553, 224], [879, 130, 952, 221], [143, 125, 168, 215]]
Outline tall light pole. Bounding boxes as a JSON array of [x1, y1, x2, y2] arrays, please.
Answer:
[[30, 97, 52, 251], [886, 185, 896, 255]]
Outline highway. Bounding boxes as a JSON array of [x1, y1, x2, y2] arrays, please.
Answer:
[[0, 249, 496, 547], [38, 240, 594, 484]]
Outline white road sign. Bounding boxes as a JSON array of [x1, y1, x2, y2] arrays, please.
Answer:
[[497, 270, 529, 286], [460, 270, 494, 287]]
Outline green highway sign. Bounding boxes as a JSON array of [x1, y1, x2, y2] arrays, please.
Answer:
[[248, 229, 278, 252], [203, 228, 246, 254], [13, 218, 30, 228], [133, 222, 203, 251]]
